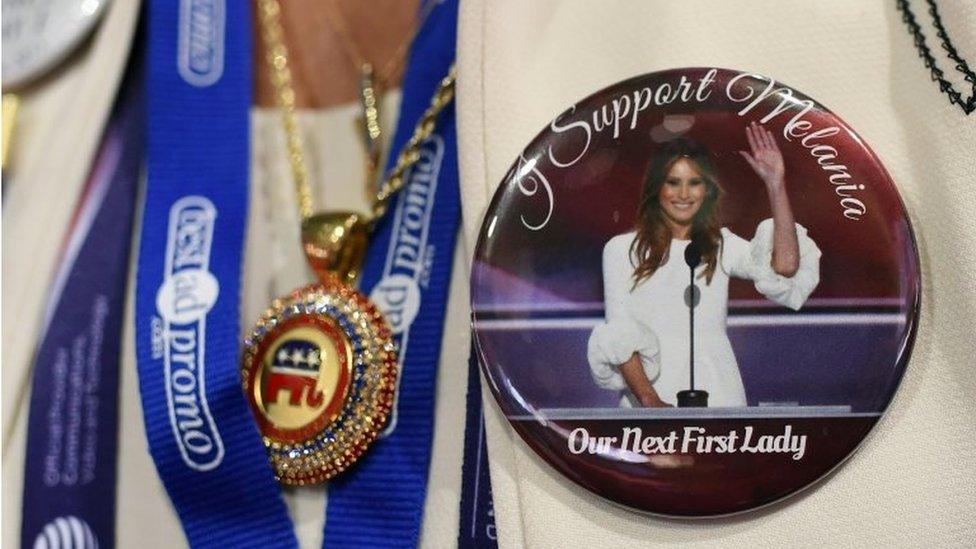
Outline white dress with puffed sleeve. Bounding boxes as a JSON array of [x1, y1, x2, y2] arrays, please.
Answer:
[[587, 219, 821, 407]]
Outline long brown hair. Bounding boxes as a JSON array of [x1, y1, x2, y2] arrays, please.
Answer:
[[630, 137, 724, 287]]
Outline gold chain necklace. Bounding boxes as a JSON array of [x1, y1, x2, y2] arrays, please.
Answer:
[[242, 0, 455, 485], [319, 0, 438, 192], [321, 0, 424, 90]]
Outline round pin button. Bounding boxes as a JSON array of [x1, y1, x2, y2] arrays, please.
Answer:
[[2, 0, 112, 89], [471, 68, 920, 516]]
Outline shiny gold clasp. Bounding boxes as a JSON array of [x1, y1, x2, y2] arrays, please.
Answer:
[[301, 211, 369, 286]]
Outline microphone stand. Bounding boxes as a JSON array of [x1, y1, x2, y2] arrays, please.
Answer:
[[677, 238, 709, 408]]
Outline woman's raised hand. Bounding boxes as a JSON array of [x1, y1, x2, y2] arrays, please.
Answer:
[[739, 121, 785, 191]]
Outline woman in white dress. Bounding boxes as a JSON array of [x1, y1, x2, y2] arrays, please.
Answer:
[[588, 123, 821, 407]]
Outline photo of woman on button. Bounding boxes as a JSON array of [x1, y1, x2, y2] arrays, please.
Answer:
[[587, 122, 822, 408]]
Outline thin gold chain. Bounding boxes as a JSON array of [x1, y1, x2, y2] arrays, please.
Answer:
[[371, 66, 455, 221], [257, 0, 455, 225], [257, 0, 314, 220], [321, 0, 435, 88]]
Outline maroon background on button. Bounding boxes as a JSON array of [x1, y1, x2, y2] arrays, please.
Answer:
[[471, 68, 920, 517]]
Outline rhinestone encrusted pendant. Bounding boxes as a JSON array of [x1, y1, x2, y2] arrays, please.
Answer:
[[241, 280, 397, 485]]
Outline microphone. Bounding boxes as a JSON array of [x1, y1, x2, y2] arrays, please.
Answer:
[[683, 238, 702, 269], [677, 236, 709, 408]]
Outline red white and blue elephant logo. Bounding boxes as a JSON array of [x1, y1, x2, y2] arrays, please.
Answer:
[[263, 339, 325, 409]]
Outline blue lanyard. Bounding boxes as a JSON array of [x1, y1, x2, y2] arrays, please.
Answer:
[[457, 349, 500, 548], [324, 1, 460, 545], [19, 53, 143, 549], [138, 1, 460, 547], [136, 1, 296, 546]]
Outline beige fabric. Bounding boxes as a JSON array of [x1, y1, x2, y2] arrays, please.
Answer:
[[456, 1, 976, 547]]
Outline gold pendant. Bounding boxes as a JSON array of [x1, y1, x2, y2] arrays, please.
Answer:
[[241, 212, 397, 485]]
